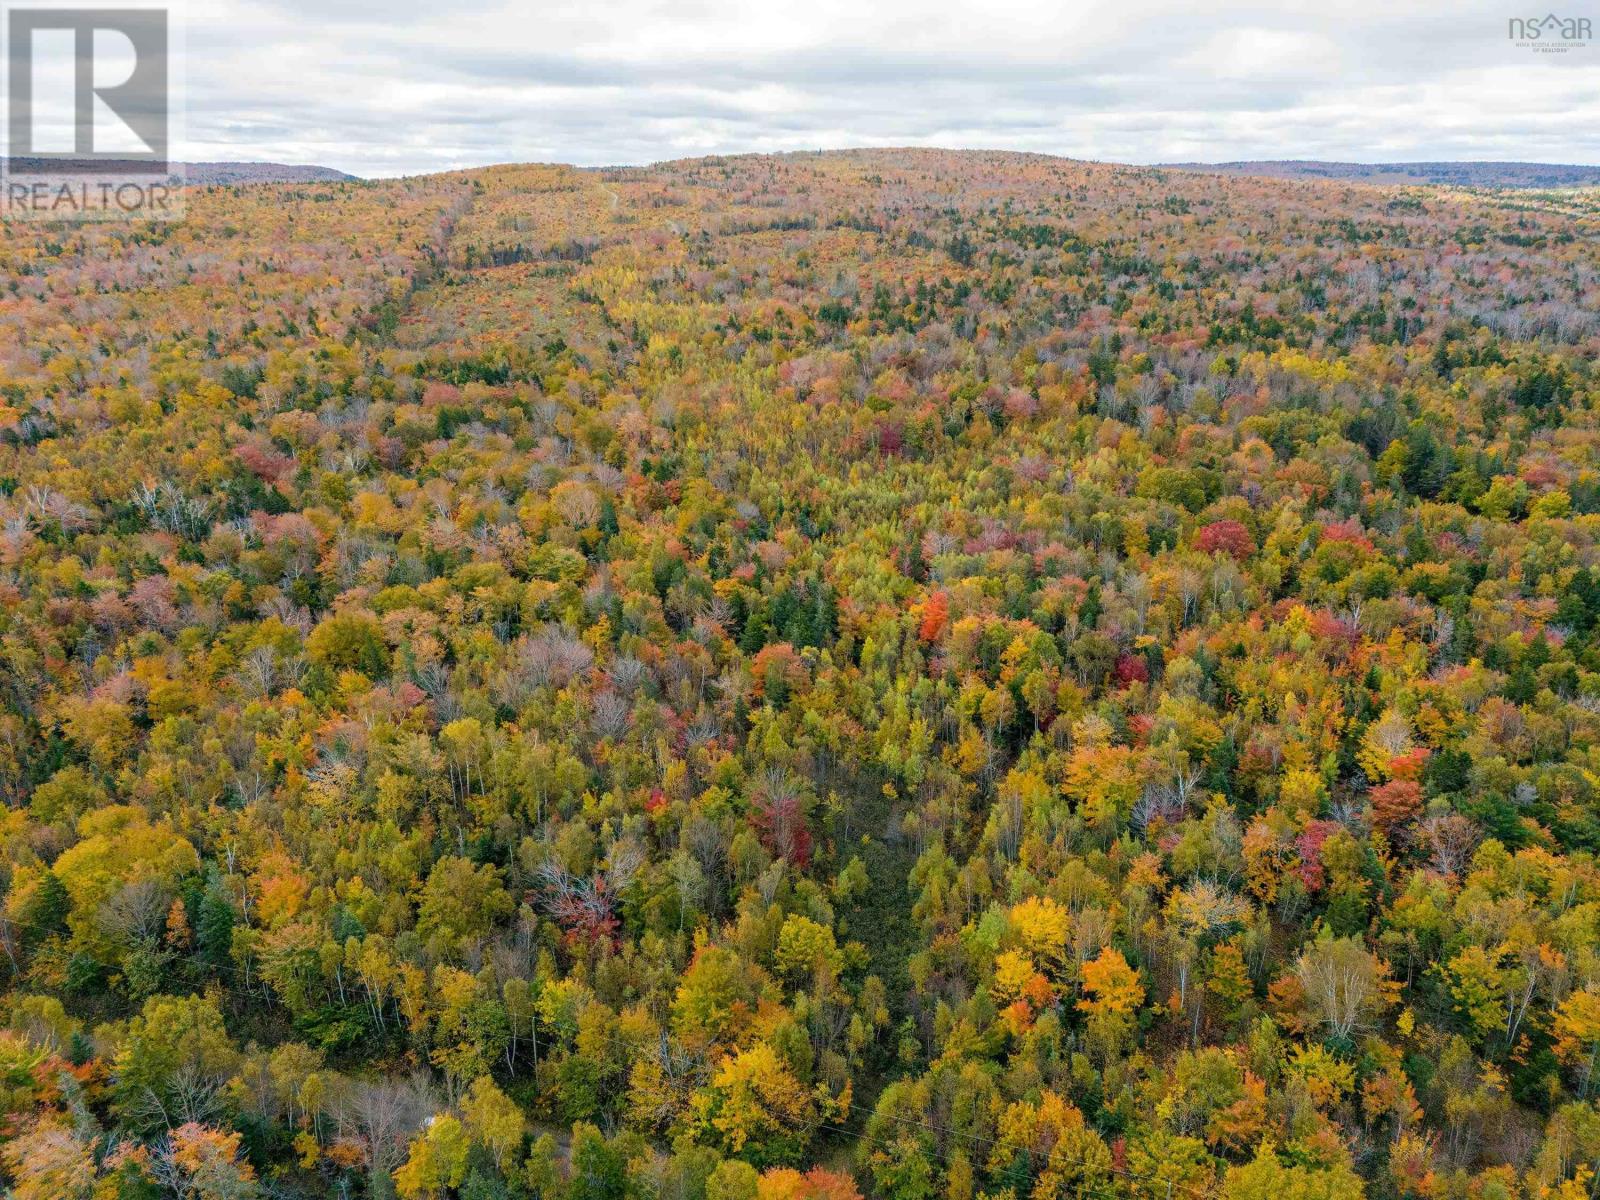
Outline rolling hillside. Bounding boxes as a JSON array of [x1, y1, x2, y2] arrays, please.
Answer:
[[1, 149, 1599, 1199]]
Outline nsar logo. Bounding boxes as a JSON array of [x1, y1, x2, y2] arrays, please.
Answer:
[[1507, 12, 1593, 52]]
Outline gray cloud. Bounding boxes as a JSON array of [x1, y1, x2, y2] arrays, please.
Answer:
[[174, 0, 1600, 175]]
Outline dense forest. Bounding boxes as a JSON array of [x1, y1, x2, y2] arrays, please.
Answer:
[[1, 148, 1599, 1200]]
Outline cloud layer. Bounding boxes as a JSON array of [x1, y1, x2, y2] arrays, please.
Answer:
[[177, 0, 1600, 176]]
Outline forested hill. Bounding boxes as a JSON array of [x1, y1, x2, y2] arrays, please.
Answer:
[[3, 157, 356, 184], [2, 148, 1600, 1200]]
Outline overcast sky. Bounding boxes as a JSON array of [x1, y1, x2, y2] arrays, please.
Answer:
[[173, 0, 1599, 176]]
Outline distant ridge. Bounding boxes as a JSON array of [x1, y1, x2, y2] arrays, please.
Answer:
[[179, 161, 359, 185], [3, 158, 357, 184], [1159, 160, 1600, 188]]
